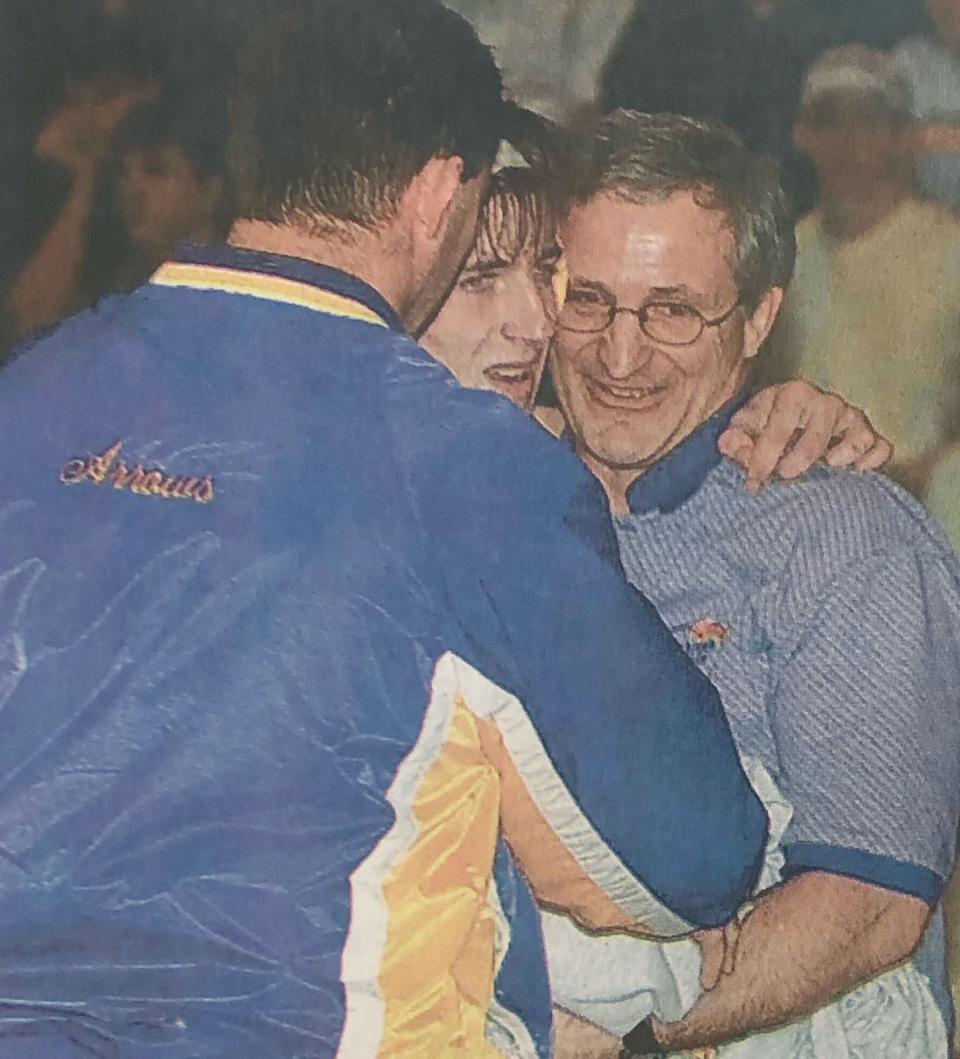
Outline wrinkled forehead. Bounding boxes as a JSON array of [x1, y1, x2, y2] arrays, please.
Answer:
[[469, 173, 561, 265], [560, 190, 737, 298]]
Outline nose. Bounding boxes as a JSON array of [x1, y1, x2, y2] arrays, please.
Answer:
[[596, 312, 655, 380], [499, 272, 551, 349]]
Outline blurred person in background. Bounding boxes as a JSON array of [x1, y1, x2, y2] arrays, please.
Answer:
[[0, 33, 155, 347], [0, 1, 147, 324], [95, 99, 229, 294], [598, 0, 812, 212], [896, 0, 960, 212], [774, 45, 960, 498], [768, 0, 926, 72], [0, 0, 265, 358]]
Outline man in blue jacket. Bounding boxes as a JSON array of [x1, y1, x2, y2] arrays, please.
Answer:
[[0, 3, 767, 1056]]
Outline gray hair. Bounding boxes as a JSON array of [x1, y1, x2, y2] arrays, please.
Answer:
[[574, 110, 796, 311]]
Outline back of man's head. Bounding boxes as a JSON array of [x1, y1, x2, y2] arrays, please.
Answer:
[[228, 0, 503, 236], [574, 109, 796, 312]]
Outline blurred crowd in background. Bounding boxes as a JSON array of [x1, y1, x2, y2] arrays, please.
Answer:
[[3, 0, 960, 541]]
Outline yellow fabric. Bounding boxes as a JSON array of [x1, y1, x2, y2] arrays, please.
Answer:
[[478, 713, 648, 937], [150, 262, 389, 327], [776, 200, 960, 463], [377, 699, 504, 1058]]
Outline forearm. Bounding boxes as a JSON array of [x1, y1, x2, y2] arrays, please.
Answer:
[[651, 873, 929, 1052], [7, 168, 96, 336]]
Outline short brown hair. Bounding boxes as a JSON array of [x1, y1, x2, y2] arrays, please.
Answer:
[[573, 110, 796, 310], [228, 0, 504, 234]]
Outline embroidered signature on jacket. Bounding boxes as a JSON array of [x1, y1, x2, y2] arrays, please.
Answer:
[[60, 441, 215, 504]]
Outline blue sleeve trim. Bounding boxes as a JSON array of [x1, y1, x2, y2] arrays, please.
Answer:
[[783, 843, 944, 904]]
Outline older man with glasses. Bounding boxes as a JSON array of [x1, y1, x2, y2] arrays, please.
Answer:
[[545, 111, 960, 1059]]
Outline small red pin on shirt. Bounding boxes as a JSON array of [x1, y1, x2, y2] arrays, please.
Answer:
[[690, 618, 729, 646]]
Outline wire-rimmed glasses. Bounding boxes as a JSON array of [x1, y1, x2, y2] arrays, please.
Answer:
[[558, 286, 742, 346]]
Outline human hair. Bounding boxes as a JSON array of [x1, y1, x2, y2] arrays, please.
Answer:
[[472, 103, 572, 265], [228, 0, 504, 235], [114, 97, 228, 179], [573, 110, 796, 311]]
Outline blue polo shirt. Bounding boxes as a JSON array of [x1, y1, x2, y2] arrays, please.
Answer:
[[0, 245, 766, 1057], [611, 398, 960, 1047]]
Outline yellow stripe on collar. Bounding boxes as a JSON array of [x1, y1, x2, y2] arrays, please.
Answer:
[[150, 262, 389, 327]]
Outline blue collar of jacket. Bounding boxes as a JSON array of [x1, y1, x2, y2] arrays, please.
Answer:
[[166, 243, 406, 334], [624, 391, 753, 516]]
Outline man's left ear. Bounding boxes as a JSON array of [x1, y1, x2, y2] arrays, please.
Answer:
[[743, 286, 784, 360], [407, 154, 467, 246]]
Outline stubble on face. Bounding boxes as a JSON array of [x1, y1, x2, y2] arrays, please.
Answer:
[[404, 174, 489, 338]]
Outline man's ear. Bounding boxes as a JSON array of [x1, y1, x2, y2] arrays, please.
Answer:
[[403, 154, 466, 246], [743, 286, 784, 360]]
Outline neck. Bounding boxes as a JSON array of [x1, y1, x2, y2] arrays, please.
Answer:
[[820, 183, 906, 241], [581, 454, 638, 517], [228, 219, 412, 322]]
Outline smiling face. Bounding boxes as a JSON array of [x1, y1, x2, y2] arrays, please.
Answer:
[[421, 176, 563, 411], [552, 189, 780, 507]]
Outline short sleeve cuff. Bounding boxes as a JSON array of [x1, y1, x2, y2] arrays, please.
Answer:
[[783, 843, 944, 904]]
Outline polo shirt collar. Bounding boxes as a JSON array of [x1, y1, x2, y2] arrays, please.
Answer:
[[624, 391, 752, 515], [151, 242, 405, 333]]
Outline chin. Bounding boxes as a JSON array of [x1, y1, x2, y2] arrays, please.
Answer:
[[587, 421, 679, 470]]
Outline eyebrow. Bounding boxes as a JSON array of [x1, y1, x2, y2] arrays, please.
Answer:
[[462, 257, 513, 274], [647, 284, 704, 302], [569, 275, 616, 300]]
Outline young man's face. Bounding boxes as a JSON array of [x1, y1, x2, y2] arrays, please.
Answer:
[[422, 195, 562, 411], [551, 190, 761, 486], [119, 144, 223, 262]]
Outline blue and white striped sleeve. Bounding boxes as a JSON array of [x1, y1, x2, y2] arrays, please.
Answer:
[[772, 542, 960, 903]]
